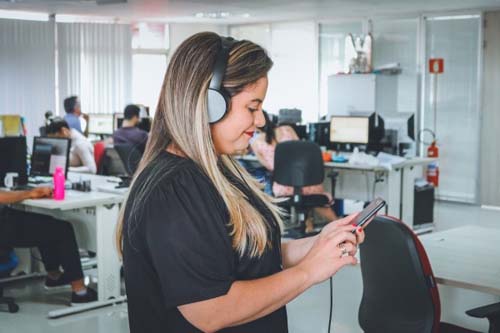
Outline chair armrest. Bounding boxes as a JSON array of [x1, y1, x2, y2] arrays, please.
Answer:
[[466, 302, 500, 319]]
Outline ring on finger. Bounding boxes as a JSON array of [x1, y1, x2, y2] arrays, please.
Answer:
[[338, 243, 349, 256]]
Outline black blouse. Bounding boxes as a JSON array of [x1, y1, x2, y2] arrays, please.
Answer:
[[123, 151, 288, 333]]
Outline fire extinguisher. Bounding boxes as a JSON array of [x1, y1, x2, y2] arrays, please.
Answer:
[[427, 140, 439, 187]]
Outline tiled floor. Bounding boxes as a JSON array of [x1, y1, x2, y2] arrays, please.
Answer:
[[1, 201, 499, 333]]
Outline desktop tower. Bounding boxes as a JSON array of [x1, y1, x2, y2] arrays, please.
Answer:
[[413, 184, 435, 227]]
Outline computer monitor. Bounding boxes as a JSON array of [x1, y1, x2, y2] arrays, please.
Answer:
[[407, 114, 415, 141], [113, 113, 124, 131], [279, 108, 302, 125], [88, 114, 114, 135], [329, 116, 369, 144], [290, 124, 307, 140], [308, 122, 331, 147], [0, 137, 28, 187], [31, 137, 71, 177], [137, 117, 152, 133]]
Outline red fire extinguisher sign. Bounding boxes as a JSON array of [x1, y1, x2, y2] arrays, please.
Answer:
[[429, 58, 444, 74]]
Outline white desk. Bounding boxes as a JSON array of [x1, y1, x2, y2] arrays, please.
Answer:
[[239, 154, 436, 230], [326, 157, 436, 231], [11, 172, 127, 318], [420, 226, 500, 296]]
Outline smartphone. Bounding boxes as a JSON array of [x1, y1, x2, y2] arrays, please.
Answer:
[[351, 197, 386, 233]]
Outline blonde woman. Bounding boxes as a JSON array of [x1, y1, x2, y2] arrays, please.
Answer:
[[117, 32, 365, 333]]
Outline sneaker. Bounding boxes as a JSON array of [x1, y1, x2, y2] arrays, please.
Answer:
[[71, 287, 98, 305], [44, 273, 73, 290]]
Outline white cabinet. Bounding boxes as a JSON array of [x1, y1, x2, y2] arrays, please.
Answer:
[[327, 73, 399, 118]]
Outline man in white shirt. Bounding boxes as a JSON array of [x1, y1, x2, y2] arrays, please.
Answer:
[[46, 118, 97, 174]]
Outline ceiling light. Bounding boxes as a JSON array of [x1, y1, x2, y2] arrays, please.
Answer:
[[193, 11, 233, 19], [0, 9, 49, 21]]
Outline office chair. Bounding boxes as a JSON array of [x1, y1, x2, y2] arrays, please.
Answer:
[[0, 249, 20, 313], [98, 147, 127, 176], [273, 141, 330, 237], [93, 141, 106, 172], [358, 215, 500, 333], [114, 144, 143, 177]]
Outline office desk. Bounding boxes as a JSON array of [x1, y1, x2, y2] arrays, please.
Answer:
[[326, 157, 436, 231], [420, 226, 500, 295], [239, 155, 436, 230], [11, 172, 126, 318]]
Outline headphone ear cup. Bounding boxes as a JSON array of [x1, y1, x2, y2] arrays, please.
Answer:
[[207, 88, 230, 124]]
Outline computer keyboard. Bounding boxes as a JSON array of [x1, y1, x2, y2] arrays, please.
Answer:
[[12, 185, 35, 191]]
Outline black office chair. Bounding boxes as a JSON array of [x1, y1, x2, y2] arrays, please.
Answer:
[[114, 144, 143, 177], [0, 249, 20, 313], [358, 215, 500, 333], [273, 141, 330, 237]]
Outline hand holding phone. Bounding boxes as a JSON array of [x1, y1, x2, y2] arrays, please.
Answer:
[[351, 197, 386, 233]]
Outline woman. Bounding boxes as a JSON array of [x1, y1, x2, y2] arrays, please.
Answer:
[[251, 112, 338, 232], [117, 32, 364, 333]]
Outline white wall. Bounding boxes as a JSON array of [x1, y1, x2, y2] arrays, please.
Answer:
[[267, 21, 318, 123], [480, 11, 500, 207], [168, 23, 228, 57], [230, 21, 319, 123]]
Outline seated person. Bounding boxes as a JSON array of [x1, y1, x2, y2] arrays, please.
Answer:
[[250, 112, 337, 232], [46, 118, 97, 174], [113, 104, 149, 153], [0, 188, 97, 304], [63, 96, 88, 135]]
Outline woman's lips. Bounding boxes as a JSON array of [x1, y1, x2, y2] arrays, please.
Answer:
[[245, 131, 255, 137]]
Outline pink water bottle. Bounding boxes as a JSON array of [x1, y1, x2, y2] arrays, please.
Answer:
[[53, 167, 65, 200]]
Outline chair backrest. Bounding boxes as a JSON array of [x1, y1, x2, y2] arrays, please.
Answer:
[[93, 141, 106, 172], [98, 147, 127, 176], [358, 215, 440, 333], [114, 144, 143, 176], [273, 141, 324, 188]]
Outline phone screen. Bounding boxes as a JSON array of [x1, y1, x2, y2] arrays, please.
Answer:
[[352, 197, 386, 232]]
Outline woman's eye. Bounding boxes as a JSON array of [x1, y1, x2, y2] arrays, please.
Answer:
[[248, 108, 257, 113]]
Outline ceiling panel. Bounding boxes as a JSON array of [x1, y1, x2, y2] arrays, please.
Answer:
[[0, 0, 499, 23]]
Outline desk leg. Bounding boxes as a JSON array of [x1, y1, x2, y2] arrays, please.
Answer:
[[401, 165, 419, 228], [48, 204, 125, 319], [95, 204, 121, 301], [386, 169, 402, 219]]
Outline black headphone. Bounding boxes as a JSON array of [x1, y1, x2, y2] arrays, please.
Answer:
[[207, 36, 237, 124]]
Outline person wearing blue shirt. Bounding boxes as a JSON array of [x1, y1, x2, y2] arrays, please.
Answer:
[[63, 96, 88, 135]]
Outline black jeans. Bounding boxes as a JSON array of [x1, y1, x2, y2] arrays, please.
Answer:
[[0, 208, 84, 282]]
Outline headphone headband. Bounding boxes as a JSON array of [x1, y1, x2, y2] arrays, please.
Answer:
[[209, 37, 236, 91]]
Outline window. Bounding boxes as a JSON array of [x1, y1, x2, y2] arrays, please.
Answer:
[[319, 21, 364, 118], [131, 23, 169, 116]]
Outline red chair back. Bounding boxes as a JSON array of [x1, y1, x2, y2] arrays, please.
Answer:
[[94, 141, 106, 173]]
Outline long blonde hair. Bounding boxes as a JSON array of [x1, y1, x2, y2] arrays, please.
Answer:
[[116, 32, 283, 258]]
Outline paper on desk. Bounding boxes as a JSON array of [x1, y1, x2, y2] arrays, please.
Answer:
[[376, 152, 406, 170], [348, 148, 379, 167]]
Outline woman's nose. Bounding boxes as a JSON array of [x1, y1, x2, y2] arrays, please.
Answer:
[[254, 110, 265, 127]]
